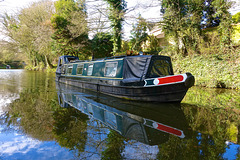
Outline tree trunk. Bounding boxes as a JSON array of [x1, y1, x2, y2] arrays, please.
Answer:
[[45, 55, 53, 69]]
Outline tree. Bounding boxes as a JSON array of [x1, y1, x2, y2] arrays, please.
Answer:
[[104, 0, 126, 54], [51, 0, 90, 59], [129, 15, 148, 51], [145, 35, 162, 52], [212, 0, 233, 47], [20, 0, 55, 68], [160, 0, 234, 55], [201, 0, 220, 28], [91, 32, 113, 59], [160, 0, 204, 55], [1, 1, 55, 69], [0, 40, 22, 62]]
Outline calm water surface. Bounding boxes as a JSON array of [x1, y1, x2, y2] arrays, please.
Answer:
[[0, 69, 239, 160]]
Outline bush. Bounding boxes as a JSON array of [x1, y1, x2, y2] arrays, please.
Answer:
[[91, 32, 113, 59], [232, 12, 240, 24], [170, 52, 240, 89]]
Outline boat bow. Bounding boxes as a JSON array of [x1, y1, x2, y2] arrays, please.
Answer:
[[144, 73, 195, 88]]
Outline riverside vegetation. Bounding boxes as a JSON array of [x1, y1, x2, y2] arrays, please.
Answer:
[[0, 0, 239, 89], [162, 24, 240, 89]]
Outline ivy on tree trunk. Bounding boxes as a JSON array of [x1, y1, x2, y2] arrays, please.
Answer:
[[104, 0, 126, 55]]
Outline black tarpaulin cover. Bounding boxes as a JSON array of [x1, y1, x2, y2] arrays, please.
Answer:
[[122, 55, 152, 83]]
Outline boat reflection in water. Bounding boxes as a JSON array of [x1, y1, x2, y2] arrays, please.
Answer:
[[56, 83, 191, 145]]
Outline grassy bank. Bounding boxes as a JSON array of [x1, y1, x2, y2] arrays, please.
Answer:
[[0, 61, 25, 69], [169, 52, 240, 89]]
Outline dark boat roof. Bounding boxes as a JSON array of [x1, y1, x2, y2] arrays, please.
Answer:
[[61, 55, 170, 63], [103, 55, 170, 61]]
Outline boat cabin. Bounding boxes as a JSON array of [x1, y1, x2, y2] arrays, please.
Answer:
[[56, 55, 174, 83]]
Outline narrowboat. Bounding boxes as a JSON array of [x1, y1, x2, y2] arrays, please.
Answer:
[[56, 55, 195, 102]]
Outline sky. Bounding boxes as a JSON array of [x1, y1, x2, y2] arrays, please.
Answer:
[[0, 0, 40, 15]]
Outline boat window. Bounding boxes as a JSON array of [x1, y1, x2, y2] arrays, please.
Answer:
[[105, 111, 117, 128], [67, 65, 73, 75], [148, 59, 172, 77], [87, 64, 93, 76], [76, 64, 84, 75], [105, 62, 118, 77]]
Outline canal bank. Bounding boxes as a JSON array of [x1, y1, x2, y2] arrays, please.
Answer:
[[22, 51, 240, 90], [170, 53, 240, 90], [0, 61, 25, 69]]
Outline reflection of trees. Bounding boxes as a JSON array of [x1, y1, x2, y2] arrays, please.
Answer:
[[53, 107, 89, 154], [1, 70, 90, 156], [101, 130, 125, 160], [182, 103, 240, 144], [157, 134, 199, 159], [183, 87, 240, 110], [157, 133, 227, 160], [4, 90, 58, 140], [157, 103, 240, 159], [3, 89, 90, 156]]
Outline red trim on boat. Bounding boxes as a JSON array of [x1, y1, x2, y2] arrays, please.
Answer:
[[154, 75, 184, 85], [154, 122, 183, 137]]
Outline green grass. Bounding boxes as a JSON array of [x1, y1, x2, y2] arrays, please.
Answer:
[[170, 53, 240, 89]]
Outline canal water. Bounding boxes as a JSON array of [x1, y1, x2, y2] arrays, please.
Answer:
[[0, 69, 239, 160]]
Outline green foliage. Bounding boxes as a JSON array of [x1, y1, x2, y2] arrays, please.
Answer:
[[212, 0, 233, 47], [0, 42, 20, 62], [51, 0, 90, 59], [4, 71, 58, 140], [91, 32, 113, 59], [104, 0, 126, 54], [232, 24, 240, 44], [53, 107, 88, 153], [2, 1, 55, 69], [232, 12, 240, 24], [158, 96, 240, 159], [101, 130, 125, 160], [161, 0, 204, 55], [143, 35, 162, 52], [121, 40, 130, 52], [129, 15, 148, 51], [160, 0, 234, 55]]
